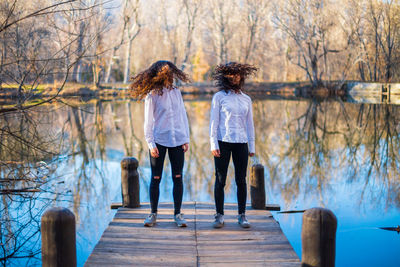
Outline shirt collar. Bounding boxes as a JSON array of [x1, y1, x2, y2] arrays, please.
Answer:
[[224, 90, 242, 96]]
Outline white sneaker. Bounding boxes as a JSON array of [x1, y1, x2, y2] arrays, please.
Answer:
[[144, 213, 157, 227], [213, 213, 224, 228], [238, 213, 250, 228], [174, 213, 187, 227]]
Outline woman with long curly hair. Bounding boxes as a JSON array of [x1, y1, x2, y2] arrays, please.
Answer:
[[209, 62, 257, 228], [129, 60, 191, 227]]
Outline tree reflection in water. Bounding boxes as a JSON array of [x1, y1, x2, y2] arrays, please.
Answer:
[[253, 99, 400, 209], [1, 107, 66, 266], [1, 97, 400, 266]]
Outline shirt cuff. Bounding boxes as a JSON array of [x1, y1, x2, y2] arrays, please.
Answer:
[[147, 141, 156, 150], [210, 138, 219, 151], [248, 141, 255, 154]]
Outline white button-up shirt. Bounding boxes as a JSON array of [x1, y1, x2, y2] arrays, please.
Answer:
[[144, 87, 190, 150], [209, 90, 255, 153]]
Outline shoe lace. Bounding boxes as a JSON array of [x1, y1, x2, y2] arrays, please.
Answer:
[[175, 213, 184, 220], [214, 213, 223, 220]]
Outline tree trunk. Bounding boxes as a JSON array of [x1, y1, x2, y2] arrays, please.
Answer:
[[311, 55, 319, 87], [0, 36, 5, 87], [123, 39, 132, 84], [72, 22, 85, 83], [104, 48, 117, 83], [92, 62, 98, 88], [244, 24, 256, 63], [181, 34, 192, 71]]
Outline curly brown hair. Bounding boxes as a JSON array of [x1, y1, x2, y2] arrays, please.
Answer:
[[129, 60, 190, 100], [213, 62, 258, 93]]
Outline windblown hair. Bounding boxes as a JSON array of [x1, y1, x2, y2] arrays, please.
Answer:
[[129, 60, 190, 100], [213, 62, 258, 93]]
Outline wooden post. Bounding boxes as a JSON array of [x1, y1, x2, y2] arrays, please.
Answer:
[[250, 164, 266, 209], [41, 207, 76, 267], [301, 207, 337, 267], [121, 157, 140, 208]]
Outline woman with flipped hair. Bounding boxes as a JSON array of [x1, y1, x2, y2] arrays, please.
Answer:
[[209, 62, 257, 228], [129, 60, 191, 227]]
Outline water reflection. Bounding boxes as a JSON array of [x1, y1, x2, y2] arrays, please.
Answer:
[[0, 108, 65, 266], [1, 97, 400, 266], [254, 99, 400, 210]]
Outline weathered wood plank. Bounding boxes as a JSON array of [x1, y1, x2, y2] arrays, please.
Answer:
[[196, 239, 295, 245], [197, 248, 299, 258], [200, 262, 300, 267], [98, 236, 196, 245], [91, 247, 197, 255], [85, 253, 196, 267], [85, 202, 300, 266], [198, 255, 299, 263]]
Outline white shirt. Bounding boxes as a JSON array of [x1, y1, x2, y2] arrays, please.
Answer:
[[209, 90, 255, 153], [144, 87, 190, 150]]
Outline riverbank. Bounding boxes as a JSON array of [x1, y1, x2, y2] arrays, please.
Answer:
[[2, 81, 400, 101], [0, 81, 335, 99]]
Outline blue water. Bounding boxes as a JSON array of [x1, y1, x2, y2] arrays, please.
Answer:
[[1, 98, 400, 266]]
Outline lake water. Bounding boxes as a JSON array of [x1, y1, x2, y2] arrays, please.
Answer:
[[1, 96, 400, 266]]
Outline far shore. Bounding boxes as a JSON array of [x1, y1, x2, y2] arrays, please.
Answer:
[[0, 81, 343, 99], [2, 81, 400, 101]]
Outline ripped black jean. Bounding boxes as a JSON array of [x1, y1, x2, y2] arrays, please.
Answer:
[[214, 141, 249, 215], [149, 143, 184, 215]]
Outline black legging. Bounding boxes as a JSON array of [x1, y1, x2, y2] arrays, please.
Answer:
[[149, 143, 184, 215], [214, 141, 249, 215]]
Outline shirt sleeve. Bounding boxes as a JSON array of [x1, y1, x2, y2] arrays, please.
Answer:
[[209, 93, 220, 151], [180, 90, 190, 143], [144, 94, 157, 150], [246, 99, 255, 154]]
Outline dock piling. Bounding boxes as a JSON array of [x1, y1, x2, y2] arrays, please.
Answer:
[[41, 207, 76, 267], [250, 164, 266, 209], [121, 157, 140, 208], [301, 207, 337, 267]]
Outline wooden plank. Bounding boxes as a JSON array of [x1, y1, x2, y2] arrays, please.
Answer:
[[91, 247, 197, 255], [266, 204, 281, 211], [110, 202, 122, 209], [201, 262, 300, 267], [198, 254, 299, 263], [347, 82, 383, 94], [85, 253, 196, 267], [390, 83, 400, 95], [197, 247, 299, 257], [196, 239, 294, 245], [97, 237, 196, 245], [85, 202, 300, 266]]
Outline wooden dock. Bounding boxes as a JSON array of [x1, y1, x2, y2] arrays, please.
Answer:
[[85, 202, 300, 266]]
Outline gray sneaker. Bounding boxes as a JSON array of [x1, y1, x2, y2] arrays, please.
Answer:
[[238, 213, 250, 228], [144, 213, 157, 227], [174, 213, 187, 227], [213, 213, 224, 228]]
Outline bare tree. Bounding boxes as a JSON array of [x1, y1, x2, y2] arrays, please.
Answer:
[[368, 0, 400, 82], [180, 0, 202, 71], [103, 8, 129, 83], [0, 0, 111, 112], [122, 0, 141, 84], [207, 0, 237, 63], [241, 0, 269, 63], [273, 0, 343, 87], [343, 0, 400, 82]]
